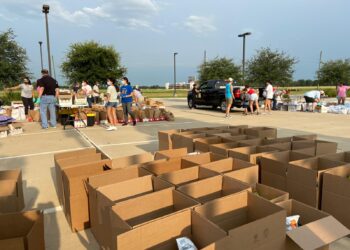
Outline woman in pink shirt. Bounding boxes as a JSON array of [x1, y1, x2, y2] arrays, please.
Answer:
[[336, 83, 350, 105]]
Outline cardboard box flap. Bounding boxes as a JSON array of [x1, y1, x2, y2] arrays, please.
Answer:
[[111, 153, 154, 169], [154, 148, 188, 160], [287, 216, 350, 250], [0, 238, 25, 250], [0, 180, 18, 196]]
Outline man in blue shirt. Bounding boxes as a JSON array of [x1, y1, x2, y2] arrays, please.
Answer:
[[120, 77, 136, 126]]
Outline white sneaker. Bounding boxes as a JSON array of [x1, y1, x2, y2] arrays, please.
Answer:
[[106, 126, 116, 131]]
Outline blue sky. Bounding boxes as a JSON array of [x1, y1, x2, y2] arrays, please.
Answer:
[[0, 0, 349, 85]]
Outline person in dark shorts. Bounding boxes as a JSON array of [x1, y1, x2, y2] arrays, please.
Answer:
[[304, 90, 324, 111]]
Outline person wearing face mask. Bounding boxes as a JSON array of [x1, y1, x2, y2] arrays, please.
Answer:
[[120, 77, 136, 126], [81, 80, 93, 108], [105, 78, 118, 131]]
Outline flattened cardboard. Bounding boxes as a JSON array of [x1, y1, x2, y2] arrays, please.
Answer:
[[0, 210, 45, 250], [110, 152, 154, 169], [154, 148, 188, 160], [181, 152, 226, 166], [0, 169, 24, 213], [158, 166, 219, 187], [94, 175, 173, 249], [244, 127, 277, 139], [177, 175, 251, 204], [322, 165, 350, 229], [253, 183, 289, 203], [208, 142, 240, 156], [260, 151, 311, 191], [287, 157, 345, 208], [195, 191, 286, 250], [142, 157, 198, 176], [277, 199, 350, 250], [292, 140, 337, 156], [115, 209, 226, 250], [228, 146, 278, 164], [194, 137, 234, 153]]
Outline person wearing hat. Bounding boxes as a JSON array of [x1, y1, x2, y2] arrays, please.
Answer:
[[304, 90, 325, 112], [225, 78, 235, 118]]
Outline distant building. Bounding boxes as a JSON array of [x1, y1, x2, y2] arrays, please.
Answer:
[[168, 82, 190, 89]]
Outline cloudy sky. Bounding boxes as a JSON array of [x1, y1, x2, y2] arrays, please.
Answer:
[[0, 0, 349, 85]]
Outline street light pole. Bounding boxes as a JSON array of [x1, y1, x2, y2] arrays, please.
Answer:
[[38, 41, 43, 70], [42, 4, 52, 75], [173, 52, 178, 97], [238, 32, 252, 82]]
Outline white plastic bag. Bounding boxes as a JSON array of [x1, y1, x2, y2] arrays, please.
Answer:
[[176, 237, 197, 250], [286, 215, 300, 231]]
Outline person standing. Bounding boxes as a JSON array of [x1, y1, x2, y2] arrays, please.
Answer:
[[105, 78, 118, 131], [82, 81, 93, 108], [336, 82, 350, 105], [5, 77, 34, 120], [120, 77, 136, 126], [225, 78, 234, 118], [93, 82, 100, 104], [37, 69, 59, 129], [263, 81, 273, 114]]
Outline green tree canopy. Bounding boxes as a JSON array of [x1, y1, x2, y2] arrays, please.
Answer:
[[317, 59, 350, 85], [0, 29, 29, 89], [246, 48, 297, 85], [61, 41, 126, 84], [198, 57, 241, 82]]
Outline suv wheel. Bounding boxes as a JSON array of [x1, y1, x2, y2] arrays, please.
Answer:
[[188, 98, 196, 109], [220, 100, 227, 112]]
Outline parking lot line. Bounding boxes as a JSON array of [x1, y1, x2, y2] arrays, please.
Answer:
[[98, 139, 158, 148]]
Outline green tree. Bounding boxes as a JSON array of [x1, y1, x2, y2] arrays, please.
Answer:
[[61, 41, 126, 84], [317, 59, 350, 85], [0, 29, 29, 89], [246, 48, 297, 85], [198, 57, 241, 82]]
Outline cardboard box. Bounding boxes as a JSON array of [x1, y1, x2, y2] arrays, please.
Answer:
[[62, 159, 111, 231], [177, 175, 251, 204], [292, 134, 317, 141], [219, 134, 255, 142], [253, 183, 289, 203], [208, 142, 240, 156], [114, 209, 226, 250], [0, 210, 45, 250], [109, 189, 200, 249], [244, 127, 277, 139], [158, 166, 219, 187], [194, 137, 235, 152], [181, 152, 226, 166], [237, 138, 264, 147], [53, 148, 97, 167], [320, 151, 350, 164], [0, 169, 24, 213], [201, 158, 258, 186], [142, 157, 198, 176], [110, 152, 154, 169], [277, 199, 350, 250], [195, 191, 286, 250], [228, 146, 278, 164], [171, 132, 207, 152], [158, 129, 189, 150], [94, 175, 173, 248], [154, 148, 188, 160], [260, 151, 312, 191], [261, 142, 292, 151], [292, 140, 337, 156], [321, 166, 350, 229], [287, 157, 345, 208], [264, 137, 293, 144]]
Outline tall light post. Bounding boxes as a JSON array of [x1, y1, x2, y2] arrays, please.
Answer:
[[38, 41, 43, 70], [173, 52, 178, 97], [42, 4, 52, 75], [238, 32, 252, 82]]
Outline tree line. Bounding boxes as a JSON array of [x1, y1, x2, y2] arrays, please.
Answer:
[[1, 28, 350, 89]]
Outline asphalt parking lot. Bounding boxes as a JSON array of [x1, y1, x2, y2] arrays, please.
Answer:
[[0, 98, 349, 249]]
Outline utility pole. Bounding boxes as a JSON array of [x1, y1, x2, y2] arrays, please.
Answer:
[[238, 32, 252, 82], [204, 50, 207, 65], [42, 4, 52, 75], [173, 52, 178, 97], [318, 50, 323, 90], [38, 41, 43, 70], [52, 55, 57, 79]]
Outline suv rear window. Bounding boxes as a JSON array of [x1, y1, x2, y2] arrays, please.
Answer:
[[214, 81, 226, 89]]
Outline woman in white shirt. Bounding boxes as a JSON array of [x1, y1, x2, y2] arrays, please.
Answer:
[[133, 87, 144, 108], [263, 81, 274, 114], [105, 78, 119, 131], [6, 77, 34, 119]]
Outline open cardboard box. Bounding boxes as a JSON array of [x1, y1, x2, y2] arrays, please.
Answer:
[[260, 151, 312, 191], [177, 175, 251, 204], [109, 189, 199, 249], [194, 137, 235, 153], [244, 127, 277, 139], [62, 159, 112, 231], [260, 142, 292, 151], [292, 134, 317, 141], [142, 157, 198, 176], [217, 134, 256, 142], [252, 183, 289, 204], [320, 151, 350, 164], [158, 166, 219, 187], [228, 145, 278, 164], [208, 142, 241, 156], [277, 199, 350, 250], [94, 175, 173, 248], [200, 158, 258, 186], [321, 165, 350, 229], [195, 191, 286, 250], [0, 169, 24, 213], [154, 148, 188, 160], [181, 152, 226, 166], [0, 210, 45, 250], [171, 132, 207, 152], [264, 137, 293, 144], [292, 140, 337, 156], [53, 148, 97, 168], [287, 157, 346, 208], [158, 129, 190, 150], [110, 152, 155, 169], [114, 209, 226, 250], [237, 138, 264, 147]]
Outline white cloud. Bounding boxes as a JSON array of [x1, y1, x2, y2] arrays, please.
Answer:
[[0, 0, 162, 30], [184, 15, 217, 34]]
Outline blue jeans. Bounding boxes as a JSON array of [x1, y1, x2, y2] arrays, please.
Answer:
[[40, 95, 57, 128]]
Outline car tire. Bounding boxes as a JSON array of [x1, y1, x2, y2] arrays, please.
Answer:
[[188, 98, 196, 109], [220, 100, 226, 113]]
